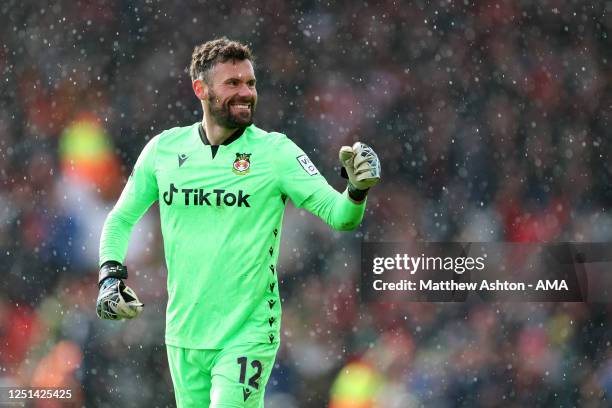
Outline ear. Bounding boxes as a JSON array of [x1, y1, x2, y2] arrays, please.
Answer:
[[192, 79, 208, 101]]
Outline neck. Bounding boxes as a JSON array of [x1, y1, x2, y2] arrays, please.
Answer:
[[202, 109, 238, 145]]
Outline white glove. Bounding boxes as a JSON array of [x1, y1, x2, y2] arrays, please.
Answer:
[[339, 142, 381, 191], [96, 278, 144, 320]]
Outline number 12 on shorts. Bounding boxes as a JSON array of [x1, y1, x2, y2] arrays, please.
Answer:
[[237, 356, 262, 390]]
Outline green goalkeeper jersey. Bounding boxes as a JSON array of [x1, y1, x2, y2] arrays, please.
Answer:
[[99, 122, 366, 348]]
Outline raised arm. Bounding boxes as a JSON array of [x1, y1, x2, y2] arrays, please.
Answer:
[[274, 136, 380, 231]]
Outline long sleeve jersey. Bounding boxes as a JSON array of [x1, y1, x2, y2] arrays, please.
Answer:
[[99, 122, 366, 348]]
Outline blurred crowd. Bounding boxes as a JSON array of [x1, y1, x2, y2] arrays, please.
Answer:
[[1, 0, 612, 406]]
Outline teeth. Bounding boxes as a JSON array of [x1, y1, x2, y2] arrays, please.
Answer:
[[232, 104, 250, 108]]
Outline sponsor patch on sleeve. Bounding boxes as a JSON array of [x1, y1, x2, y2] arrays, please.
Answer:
[[296, 154, 319, 176]]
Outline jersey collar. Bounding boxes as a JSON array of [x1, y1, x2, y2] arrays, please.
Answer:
[[198, 122, 247, 146]]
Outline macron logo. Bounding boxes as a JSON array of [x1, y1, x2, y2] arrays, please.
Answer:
[[242, 388, 251, 401], [178, 153, 188, 167]]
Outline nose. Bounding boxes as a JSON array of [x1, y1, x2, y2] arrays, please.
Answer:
[[237, 83, 255, 99]]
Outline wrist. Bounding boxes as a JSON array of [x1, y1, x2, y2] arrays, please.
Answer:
[[98, 261, 128, 287], [347, 182, 369, 202]]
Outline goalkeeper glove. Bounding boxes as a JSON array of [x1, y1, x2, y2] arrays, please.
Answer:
[[96, 262, 144, 320], [339, 142, 381, 201]]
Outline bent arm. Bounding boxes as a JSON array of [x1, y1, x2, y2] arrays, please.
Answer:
[[99, 137, 159, 266], [274, 134, 367, 231]]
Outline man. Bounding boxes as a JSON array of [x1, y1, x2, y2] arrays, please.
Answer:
[[96, 37, 380, 407]]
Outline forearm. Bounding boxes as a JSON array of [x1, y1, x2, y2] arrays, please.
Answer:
[[301, 185, 366, 231], [99, 209, 138, 266]]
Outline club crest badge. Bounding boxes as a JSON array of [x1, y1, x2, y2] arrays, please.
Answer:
[[233, 153, 251, 175]]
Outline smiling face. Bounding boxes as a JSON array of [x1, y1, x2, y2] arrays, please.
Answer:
[[193, 59, 257, 129]]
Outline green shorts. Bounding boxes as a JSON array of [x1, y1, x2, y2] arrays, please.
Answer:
[[166, 342, 279, 408]]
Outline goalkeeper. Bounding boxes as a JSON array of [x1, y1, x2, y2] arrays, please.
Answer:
[[97, 37, 380, 408]]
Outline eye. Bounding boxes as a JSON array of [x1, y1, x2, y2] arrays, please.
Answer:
[[227, 79, 239, 86], [247, 80, 256, 88]]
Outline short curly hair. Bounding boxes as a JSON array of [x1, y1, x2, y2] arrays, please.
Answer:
[[189, 37, 254, 83]]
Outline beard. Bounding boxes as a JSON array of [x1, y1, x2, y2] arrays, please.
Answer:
[[207, 89, 256, 129]]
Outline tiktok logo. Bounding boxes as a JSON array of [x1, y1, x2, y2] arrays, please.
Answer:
[[161, 183, 251, 207], [163, 183, 179, 205]]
